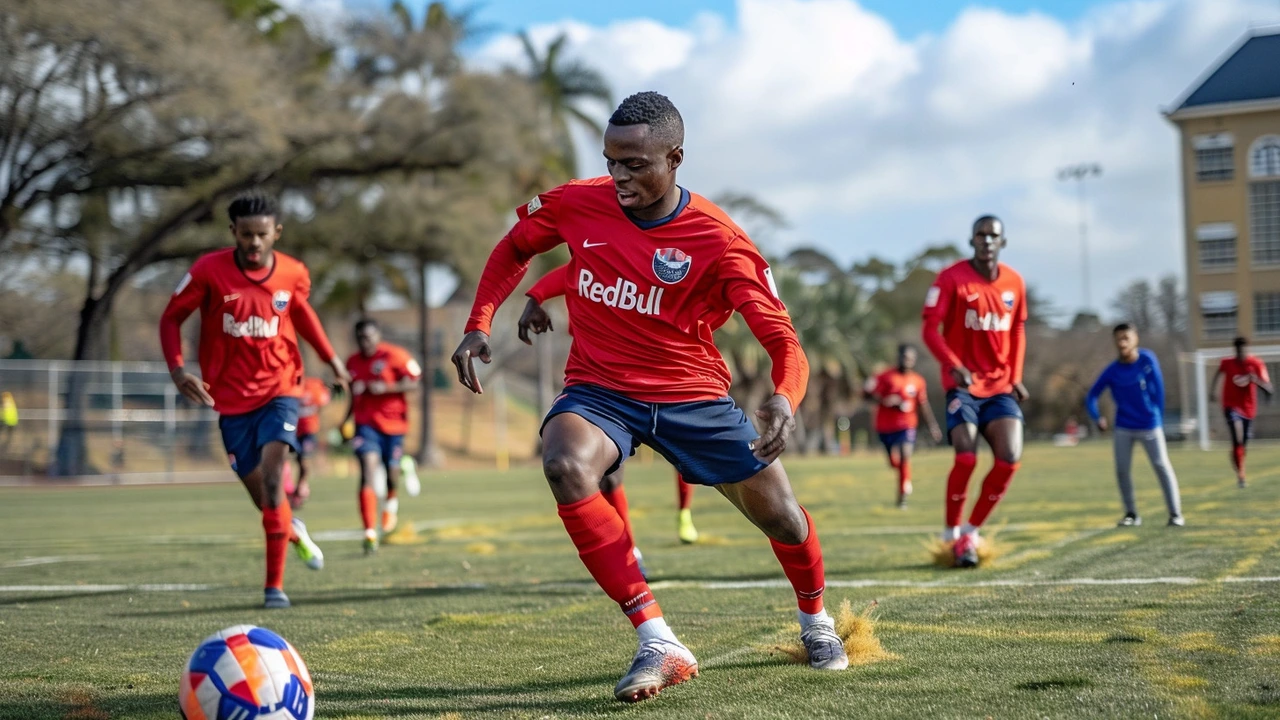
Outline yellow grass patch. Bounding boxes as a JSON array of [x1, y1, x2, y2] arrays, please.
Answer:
[[926, 533, 1002, 569], [1093, 531, 1138, 545], [881, 620, 1107, 644], [464, 542, 497, 555], [1174, 632, 1234, 654], [1249, 635, 1280, 656], [383, 523, 423, 545], [770, 599, 897, 666]]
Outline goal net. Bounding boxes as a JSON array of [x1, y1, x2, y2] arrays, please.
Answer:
[[1178, 345, 1280, 450]]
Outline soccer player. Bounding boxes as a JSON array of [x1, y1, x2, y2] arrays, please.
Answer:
[[346, 318, 422, 553], [289, 376, 332, 509], [1086, 324, 1184, 526], [1210, 336, 1273, 488], [921, 215, 1028, 569], [454, 92, 847, 702], [522, 265, 700, 546], [159, 191, 349, 609], [864, 344, 942, 508]]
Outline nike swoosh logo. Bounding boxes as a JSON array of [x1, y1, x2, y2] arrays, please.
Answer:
[[582, 239, 607, 248], [966, 293, 980, 302]]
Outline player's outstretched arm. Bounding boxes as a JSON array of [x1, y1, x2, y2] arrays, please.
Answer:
[[1148, 353, 1167, 419], [1010, 291, 1029, 402], [452, 331, 493, 394], [1209, 368, 1224, 403], [1253, 361, 1274, 397], [918, 393, 943, 443], [920, 277, 969, 387], [159, 268, 215, 407], [1085, 368, 1110, 432]]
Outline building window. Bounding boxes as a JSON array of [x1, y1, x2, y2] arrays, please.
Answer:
[[1194, 133, 1234, 182], [1200, 291, 1238, 341], [1250, 136, 1280, 179], [1196, 222, 1236, 269], [1256, 292, 1280, 336], [1251, 180, 1280, 265]]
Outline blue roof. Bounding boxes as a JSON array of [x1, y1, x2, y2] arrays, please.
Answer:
[[1178, 31, 1280, 110]]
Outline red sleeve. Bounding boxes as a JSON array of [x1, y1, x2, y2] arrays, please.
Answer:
[[921, 271, 963, 370], [714, 238, 808, 412], [527, 264, 569, 304], [1256, 358, 1270, 383], [396, 347, 423, 380], [159, 265, 207, 371], [1011, 279, 1028, 383], [290, 269, 336, 362], [465, 186, 568, 334]]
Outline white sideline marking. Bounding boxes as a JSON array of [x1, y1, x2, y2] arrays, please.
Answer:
[[1, 555, 98, 569], [0, 583, 211, 592]]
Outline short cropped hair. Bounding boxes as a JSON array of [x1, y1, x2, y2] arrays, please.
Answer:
[[227, 191, 280, 223], [1234, 336, 1249, 348], [972, 215, 1003, 235], [355, 318, 379, 335], [1113, 323, 1134, 334], [609, 91, 684, 147]]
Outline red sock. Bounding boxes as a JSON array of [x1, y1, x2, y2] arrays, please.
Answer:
[[899, 457, 911, 494], [359, 487, 377, 532], [558, 493, 660, 627], [1233, 445, 1246, 475], [946, 452, 978, 527], [601, 486, 633, 543], [262, 504, 291, 590], [968, 459, 1019, 528], [676, 474, 693, 511], [769, 507, 825, 614]]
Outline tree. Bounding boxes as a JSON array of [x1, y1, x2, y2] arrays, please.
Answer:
[[1156, 275, 1186, 338], [851, 257, 897, 292], [515, 30, 612, 177], [1111, 279, 1155, 332]]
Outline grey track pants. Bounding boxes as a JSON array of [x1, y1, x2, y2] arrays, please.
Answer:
[[1113, 427, 1183, 518]]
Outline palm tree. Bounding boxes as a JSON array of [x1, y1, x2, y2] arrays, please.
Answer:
[[515, 31, 612, 179]]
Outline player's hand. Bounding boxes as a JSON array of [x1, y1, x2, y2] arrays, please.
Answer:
[[1096, 416, 1109, 433], [171, 367, 214, 407], [368, 380, 388, 396], [452, 330, 493, 394], [351, 380, 367, 396], [1013, 382, 1031, 403], [327, 356, 351, 399], [883, 393, 903, 409], [950, 366, 972, 388], [753, 394, 796, 464], [930, 425, 943, 444], [517, 298, 554, 345]]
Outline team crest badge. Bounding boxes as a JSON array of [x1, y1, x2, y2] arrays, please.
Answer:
[[1001, 290, 1016, 310], [272, 290, 291, 313], [372, 360, 386, 375], [653, 248, 692, 284]]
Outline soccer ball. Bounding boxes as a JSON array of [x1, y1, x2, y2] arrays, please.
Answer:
[[179, 625, 313, 720]]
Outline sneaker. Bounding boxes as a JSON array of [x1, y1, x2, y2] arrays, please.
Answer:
[[1238, 477, 1248, 489], [677, 509, 699, 545], [264, 588, 291, 609], [800, 618, 849, 670], [1117, 513, 1142, 527], [895, 493, 908, 510], [381, 509, 398, 536], [401, 455, 421, 497], [291, 518, 324, 570], [363, 535, 379, 556], [1168, 515, 1185, 527], [953, 533, 979, 568], [902, 480, 913, 497], [613, 639, 698, 702], [633, 547, 649, 581]]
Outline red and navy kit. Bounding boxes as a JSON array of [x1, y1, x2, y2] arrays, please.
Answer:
[[346, 343, 421, 466], [466, 178, 809, 484], [922, 260, 1027, 432], [869, 369, 927, 451], [1219, 356, 1269, 420], [160, 248, 337, 478]]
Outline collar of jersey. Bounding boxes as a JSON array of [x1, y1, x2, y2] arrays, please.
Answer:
[[234, 250, 278, 285], [625, 187, 690, 230]]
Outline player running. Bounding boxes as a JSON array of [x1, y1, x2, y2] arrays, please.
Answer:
[[1086, 324, 1184, 526], [521, 264, 701, 546], [922, 215, 1028, 569], [864, 343, 942, 508], [1210, 336, 1273, 488], [288, 376, 332, 509], [454, 92, 847, 702], [159, 192, 349, 609], [346, 319, 422, 553]]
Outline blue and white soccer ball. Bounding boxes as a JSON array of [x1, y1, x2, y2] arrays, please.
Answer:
[[179, 624, 313, 720]]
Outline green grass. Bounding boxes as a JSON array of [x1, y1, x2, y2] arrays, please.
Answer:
[[3, 443, 1280, 719]]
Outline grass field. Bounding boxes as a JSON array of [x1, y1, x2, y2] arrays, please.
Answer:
[[3, 442, 1280, 719]]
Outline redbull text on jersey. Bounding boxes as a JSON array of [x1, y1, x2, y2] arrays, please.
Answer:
[[964, 309, 1012, 332], [577, 269, 664, 316], [223, 313, 280, 338]]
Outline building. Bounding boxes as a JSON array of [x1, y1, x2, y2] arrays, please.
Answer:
[[1166, 27, 1280, 346]]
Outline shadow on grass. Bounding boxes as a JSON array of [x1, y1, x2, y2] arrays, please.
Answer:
[[1016, 677, 1094, 691], [0, 691, 173, 720], [112, 585, 490, 617], [0, 590, 129, 606]]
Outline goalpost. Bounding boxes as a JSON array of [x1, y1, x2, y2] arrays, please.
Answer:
[[1179, 345, 1280, 450]]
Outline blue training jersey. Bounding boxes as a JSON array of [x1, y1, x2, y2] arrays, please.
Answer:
[[1085, 348, 1165, 431]]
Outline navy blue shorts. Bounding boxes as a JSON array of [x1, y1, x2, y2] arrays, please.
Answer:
[[297, 433, 318, 458], [219, 397, 299, 480], [945, 389, 1023, 435], [1225, 410, 1253, 446], [542, 384, 767, 486], [879, 428, 917, 453], [353, 424, 404, 467]]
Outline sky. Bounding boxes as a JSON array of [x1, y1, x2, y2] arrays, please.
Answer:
[[329, 0, 1280, 320]]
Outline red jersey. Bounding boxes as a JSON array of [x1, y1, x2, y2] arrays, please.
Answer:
[[868, 369, 928, 433], [346, 342, 421, 435], [159, 249, 336, 416], [465, 178, 808, 410], [297, 377, 332, 436], [921, 260, 1027, 398], [1219, 356, 1269, 419]]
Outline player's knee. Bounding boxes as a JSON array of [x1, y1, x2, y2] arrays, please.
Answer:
[[760, 504, 808, 545], [995, 448, 1021, 465], [543, 452, 594, 488]]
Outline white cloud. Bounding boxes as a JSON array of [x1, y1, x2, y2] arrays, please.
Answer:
[[474, 0, 1280, 320]]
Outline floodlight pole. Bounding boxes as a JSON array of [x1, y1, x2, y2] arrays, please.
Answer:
[[1058, 163, 1103, 314]]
